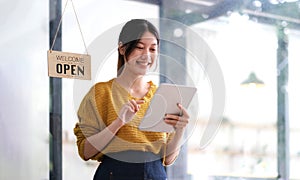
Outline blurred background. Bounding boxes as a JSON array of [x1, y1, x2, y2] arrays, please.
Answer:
[[1, 0, 300, 179]]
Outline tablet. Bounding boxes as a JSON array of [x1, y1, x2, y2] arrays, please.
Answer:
[[138, 83, 197, 132]]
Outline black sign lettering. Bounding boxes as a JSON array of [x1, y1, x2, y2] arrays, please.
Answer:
[[71, 65, 76, 75], [63, 64, 70, 74], [78, 66, 84, 76], [56, 64, 62, 73]]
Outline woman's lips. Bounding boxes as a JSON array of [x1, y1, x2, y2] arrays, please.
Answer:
[[136, 61, 152, 66]]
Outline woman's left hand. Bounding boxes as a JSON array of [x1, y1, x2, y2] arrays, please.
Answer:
[[164, 103, 189, 130]]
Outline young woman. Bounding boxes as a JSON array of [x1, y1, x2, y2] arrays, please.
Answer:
[[74, 19, 190, 180]]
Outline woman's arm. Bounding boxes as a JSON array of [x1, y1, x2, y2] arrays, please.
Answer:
[[83, 118, 124, 160], [163, 103, 189, 165], [83, 99, 144, 160], [163, 129, 185, 165]]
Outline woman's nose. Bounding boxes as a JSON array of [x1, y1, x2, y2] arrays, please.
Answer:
[[143, 48, 151, 55], [141, 50, 151, 60]]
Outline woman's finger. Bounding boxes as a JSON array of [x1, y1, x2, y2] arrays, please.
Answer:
[[175, 121, 188, 129], [126, 101, 136, 112], [164, 119, 178, 126], [129, 100, 138, 111], [129, 99, 144, 112], [136, 99, 145, 104], [164, 118, 188, 128], [177, 103, 190, 119], [164, 114, 180, 121], [124, 103, 135, 113], [164, 111, 189, 129]]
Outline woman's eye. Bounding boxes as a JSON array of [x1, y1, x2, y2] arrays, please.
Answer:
[[150, 48, 156, 52], [136, 46, 144, 49]]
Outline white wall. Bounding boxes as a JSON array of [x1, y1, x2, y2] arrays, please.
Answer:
[[0, 0, 49, 179]]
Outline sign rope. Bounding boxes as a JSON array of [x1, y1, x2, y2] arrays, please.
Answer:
[[50, 0, 89, 54]]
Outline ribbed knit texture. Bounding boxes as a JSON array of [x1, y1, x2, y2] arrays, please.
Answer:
[[74, 78, 170, 161]]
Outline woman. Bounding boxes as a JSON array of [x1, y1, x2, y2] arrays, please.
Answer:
[[74, 19, 190, 180]]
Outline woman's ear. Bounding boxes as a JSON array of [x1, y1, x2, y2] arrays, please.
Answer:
[[118, 42, 125, 55]]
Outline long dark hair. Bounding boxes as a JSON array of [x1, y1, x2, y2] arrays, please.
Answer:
[[117, 19, 160, 76]]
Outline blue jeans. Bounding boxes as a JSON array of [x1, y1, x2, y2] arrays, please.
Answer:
[[93, 151, 167, 180]]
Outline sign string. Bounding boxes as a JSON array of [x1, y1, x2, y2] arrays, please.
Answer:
[[50, 0, 89, 55]]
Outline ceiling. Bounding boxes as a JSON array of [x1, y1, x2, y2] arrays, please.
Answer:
[[130, 0, 300, 28]]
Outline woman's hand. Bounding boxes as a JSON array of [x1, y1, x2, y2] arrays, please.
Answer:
[[164, 103, 189, 130], [117, 99, 144, 125]]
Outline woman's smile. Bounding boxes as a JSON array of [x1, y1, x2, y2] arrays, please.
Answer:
[[136, 59, 152, 67]]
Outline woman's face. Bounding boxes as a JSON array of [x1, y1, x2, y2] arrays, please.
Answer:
[[124, 31, 158, 76]]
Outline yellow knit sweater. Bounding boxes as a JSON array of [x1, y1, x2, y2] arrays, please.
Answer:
[[74, 78, 171, 161]]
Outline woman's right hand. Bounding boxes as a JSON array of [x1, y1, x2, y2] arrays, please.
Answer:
[[117, 99, 145, 125]]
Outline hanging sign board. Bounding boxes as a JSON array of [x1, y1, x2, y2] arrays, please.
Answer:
[[47, 50, 91, 80]]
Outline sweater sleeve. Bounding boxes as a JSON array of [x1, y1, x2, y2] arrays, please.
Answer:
[[73, 87, 105, 161]]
